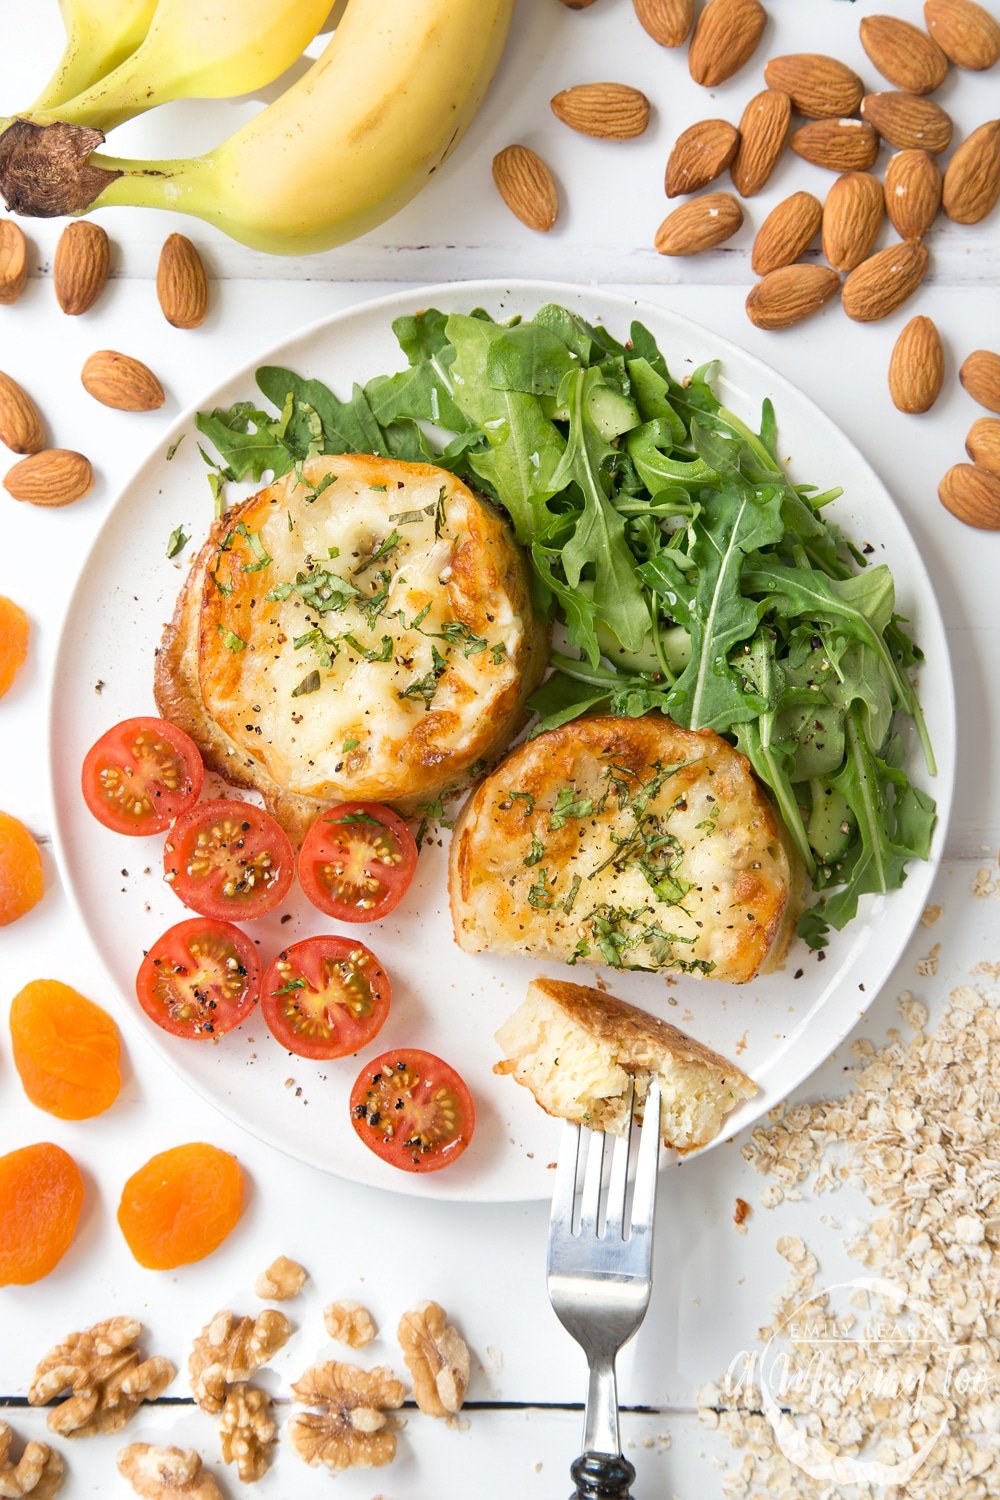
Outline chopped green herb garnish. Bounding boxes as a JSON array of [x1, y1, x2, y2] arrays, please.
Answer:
[[562, 874, 582, 914], [549, 786, 594, 830], [527, 868, 555, 910], [353, 530, 401, 576], [268, 568, 359, 614], [341, 736, 360, 752], [523, 835, 545, 867], [217, 625, 246, 653], [166, 526, 189, 559], [398, 645, 447, 708], [165, 435, 184, 461], [292, 670, 321, 697], [502, 791, 535, 816], [274, 978, 306, 996]]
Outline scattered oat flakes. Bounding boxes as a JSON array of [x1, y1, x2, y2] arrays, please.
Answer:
[[921, 904, 943, 927], [733, 1198, 750, 1234], [916, 942, 941, 977]]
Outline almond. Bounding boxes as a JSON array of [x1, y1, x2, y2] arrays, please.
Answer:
[[751, 191, 823, 275], [731, 89, 791, 197], [884, 149, 943, 237], [841, 239, 929, 322], [938, 463, 1000, 528], [654, 191, 743, 255], [81, 350, 165, 412], [859, 15, 949, 94], [924, 0, 1000, 69], [746, 264, 841, 329], [3, 448, 93, 507], [888, 316, 945, 412], [860, 92, 953, 152], [0, 220, 27, 305], [966, 416, 1000, 477], [633, 0, 693, 46], [492, 146, 559, 232], [0, 371, 44, 454], [762, 54, 864, 118], [822, 172, 884, 272], [942, 119, 1000, 223], [550, 82, 650, 140], [960, 349, 1000, 411], [53, 221, 110, 316], [791, 119, 880, 173], [157, 234, 209, 330], [665, 119, 740, 197], [688, 0, 766, 87]]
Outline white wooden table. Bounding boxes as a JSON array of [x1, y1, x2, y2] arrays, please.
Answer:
[[0, 1, 998, 1495]]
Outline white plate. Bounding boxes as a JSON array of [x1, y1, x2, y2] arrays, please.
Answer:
[[48, 280, 955, 1203]]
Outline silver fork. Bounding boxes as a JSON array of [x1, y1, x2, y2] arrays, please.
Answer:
[[547, 1080, 661, 1500]]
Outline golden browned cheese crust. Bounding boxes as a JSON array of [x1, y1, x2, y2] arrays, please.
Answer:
[[450, 714, 800, 983]]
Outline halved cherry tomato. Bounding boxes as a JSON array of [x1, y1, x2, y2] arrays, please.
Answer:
[[137, 918, 261, 1040], [298, 802, 418, 923], [163, 799, 293, 920], [350, 1049, 475, 1173], [261, 935, 391, 1061], [82, 717, 204, 836]]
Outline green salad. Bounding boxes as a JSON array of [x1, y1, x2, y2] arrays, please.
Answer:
[[194, 302, 936, 949]]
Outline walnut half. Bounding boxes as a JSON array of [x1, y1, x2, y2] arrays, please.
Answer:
[[0, 1423, 63, 1500], [254, 1256, 307, 1302], [288, 1362, 405, 1470], [218, 1383, 276, 1483], [116, 1445, 223, 1500], [398, 1301, 470, 1417], [189, 1309, 291, 1414], [27, 1318, 175, 1439]]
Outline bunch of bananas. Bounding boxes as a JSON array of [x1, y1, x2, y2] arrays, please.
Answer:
[[0, 0, 514, 255]]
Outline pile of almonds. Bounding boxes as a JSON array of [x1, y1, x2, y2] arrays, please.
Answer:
[[0, 224, 210, 509], [499, 0, 1000, 528]]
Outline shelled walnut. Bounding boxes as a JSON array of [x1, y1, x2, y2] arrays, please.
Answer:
[[0, 1422, 63, 1499], [188, 1309, 291, 1414], [323, 1300, 377, 1349], [27, 1318, 174, 1439], [398, 1301, 470, 1418], [288, 1362, 405, 1470], [116, 1444, 223, 1500], [218, 1383, 276, 1483], [254, 1256, 307, 1301]]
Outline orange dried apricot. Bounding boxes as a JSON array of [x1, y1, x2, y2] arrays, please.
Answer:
[[10, 979, 121, 1120], [0, 595, 29, 699], [117, 1142, 244, 1270], [0, 808, 44, 926], [0, 1142, 84, 1286]]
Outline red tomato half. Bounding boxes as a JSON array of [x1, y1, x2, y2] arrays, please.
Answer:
[[163, 800, 294, 921], [137, 918, 261, 1040], [261, 935, 391, 1061], [82, 716, 203, 835], [298, 802, 418, 922], [350, 1049, 475, 1173]]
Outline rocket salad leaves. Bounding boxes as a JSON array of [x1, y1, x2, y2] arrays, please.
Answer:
[[194, 303, 936, 949]]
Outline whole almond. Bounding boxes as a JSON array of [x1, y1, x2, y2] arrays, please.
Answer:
[[0, 220, 27, 305], [888, 316, 945, 412], [938, 463, 1000, 528], [3, 449, 93, 507], [924, 0, 1000, 69], [746, 264, 841, 329], [688, 0, 767, 87], [666, 119, 740, 197], [841, 239, 929, 322], [943, 119, 1000, 222], [752, 191, 823, 275], [860, 15, 949, 94], [551, 83, 650, 140], [791, 119, 880, 173], [731, 89, 791, 197], [53, 221, 110, 316], [960, 349, 1000, 411], [861, 92, 953, 152], [654, 192, 744, 255], [492, 146, 559, 232], [81, 351, 165, 412], [822, 172, 884, 272], [966, 417, 1000, 477], [884, 149, 943, 237], [157, 234, 209, 330], [633, 0, 693, 45], [763, 54, 864, 118], [0, 371, 44, 454]]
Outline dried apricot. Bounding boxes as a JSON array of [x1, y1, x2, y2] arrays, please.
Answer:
[[0, 595, 29, 699], [10, 979, 121, 1119], [0, 808, 44, 926], [0, 1142, 84, 1285], [117, 1143, 244, 1270]]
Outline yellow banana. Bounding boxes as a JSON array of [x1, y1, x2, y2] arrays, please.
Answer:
[[33, 0, 332, 132], [30, 0, 158, 112]]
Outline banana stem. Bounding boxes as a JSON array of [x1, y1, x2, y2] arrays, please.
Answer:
[[90, 153, 208, 212]]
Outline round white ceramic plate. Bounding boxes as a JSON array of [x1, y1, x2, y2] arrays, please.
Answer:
[[48, 280, 955, 1203]]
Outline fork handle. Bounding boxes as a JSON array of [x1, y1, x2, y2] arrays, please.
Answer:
[[569, 1450, 636, 1499]]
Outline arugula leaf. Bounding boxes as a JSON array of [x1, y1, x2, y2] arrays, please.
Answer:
[[195, 403, 292, 482]]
